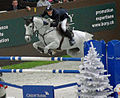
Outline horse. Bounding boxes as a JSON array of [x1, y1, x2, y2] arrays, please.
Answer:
[[24, 16, 93, 57]]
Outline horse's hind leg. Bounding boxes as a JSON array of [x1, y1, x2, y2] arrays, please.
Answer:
[[33, 41, 45, 53], [67, 44, 84, 57]]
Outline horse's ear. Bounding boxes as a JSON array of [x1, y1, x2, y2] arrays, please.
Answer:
[[32, 16, 34, 20], [31, 16, 34, 22]]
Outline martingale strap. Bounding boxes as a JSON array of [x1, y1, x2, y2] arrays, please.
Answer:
[[57, 37, 64, 50], [38, 29, 55, 46]]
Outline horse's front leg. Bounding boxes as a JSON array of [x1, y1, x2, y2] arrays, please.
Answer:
[[33, 41, 45, 53], [44, 41, 59, 55]]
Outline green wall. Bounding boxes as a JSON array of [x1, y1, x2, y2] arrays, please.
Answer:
[[0, 2, 116, 48], [69, 2, 116, 32], [0, 18, 38, 48]]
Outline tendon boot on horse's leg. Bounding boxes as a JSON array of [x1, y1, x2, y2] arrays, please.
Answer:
[[33, 42, 45, 53], [37, 47, 44, 53], [48, 49, 53, 55], [65, 30, 75, 46]]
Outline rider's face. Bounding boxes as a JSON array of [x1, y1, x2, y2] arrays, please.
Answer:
[[47, 10, 53, 16]]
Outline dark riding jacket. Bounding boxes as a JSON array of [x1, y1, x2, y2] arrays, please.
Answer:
[[41, 8, 70, 27]]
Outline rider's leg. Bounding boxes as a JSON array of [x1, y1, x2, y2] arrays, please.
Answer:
[[61, 18, 67, 32], [61, 19, 75, 46], [65, 30, 75, 46]]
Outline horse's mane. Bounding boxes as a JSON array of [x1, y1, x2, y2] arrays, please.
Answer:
[[33, 17, 44, 29], [33, 16, 54, 33], [34, 17, 49, 23]]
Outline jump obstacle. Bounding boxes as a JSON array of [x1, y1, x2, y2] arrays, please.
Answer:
[[0, 40, 106, 98], [0, 81, 78, 98], [0, 69, 80, 74], [2, 40, 118, 98], [0, 56, 82, 61], [0, 55, 83, 97], [1, 40, 120, 98], [0, 57, 81, 98]]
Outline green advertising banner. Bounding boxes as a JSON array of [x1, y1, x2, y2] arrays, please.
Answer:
[[0, 2, 116, 48], [69, 2, 116, 32], [0, 18, 38, 48]]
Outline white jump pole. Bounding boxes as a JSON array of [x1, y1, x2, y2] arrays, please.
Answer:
[[0, 69, 80, 74], [0, 56, 82, 61]]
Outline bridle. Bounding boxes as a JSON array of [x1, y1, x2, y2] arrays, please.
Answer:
[[25, 21, 38, 37], [25, 18, 54, 46]]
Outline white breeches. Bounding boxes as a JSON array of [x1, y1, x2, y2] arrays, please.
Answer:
[[61, 18, 67, 32]]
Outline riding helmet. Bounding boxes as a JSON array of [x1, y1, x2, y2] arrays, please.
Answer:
[[46, 5, 53, 11]]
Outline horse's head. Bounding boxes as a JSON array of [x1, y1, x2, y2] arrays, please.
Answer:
[[24, 17, 34, 42], [24, 17, 50, 42]]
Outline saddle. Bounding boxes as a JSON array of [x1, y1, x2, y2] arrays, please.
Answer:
[[56, 24, 74, 37]]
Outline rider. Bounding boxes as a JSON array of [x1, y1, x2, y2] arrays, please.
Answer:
[[41, 5, 75, 46]]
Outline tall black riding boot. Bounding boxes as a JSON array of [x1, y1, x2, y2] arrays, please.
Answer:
[[65, 30, 75, 46]]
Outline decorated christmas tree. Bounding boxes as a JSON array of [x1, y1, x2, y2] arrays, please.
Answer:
[[77, 42, 113, 98]]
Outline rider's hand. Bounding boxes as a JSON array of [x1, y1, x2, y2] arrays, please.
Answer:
[[43, 21, 49, 25]]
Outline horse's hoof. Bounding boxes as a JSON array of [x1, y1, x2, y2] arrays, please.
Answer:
[[48, 50, 53, 55]]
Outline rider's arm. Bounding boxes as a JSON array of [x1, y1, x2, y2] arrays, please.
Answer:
[[41, 11, 47, 17], [50, 14, 60, 27]]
